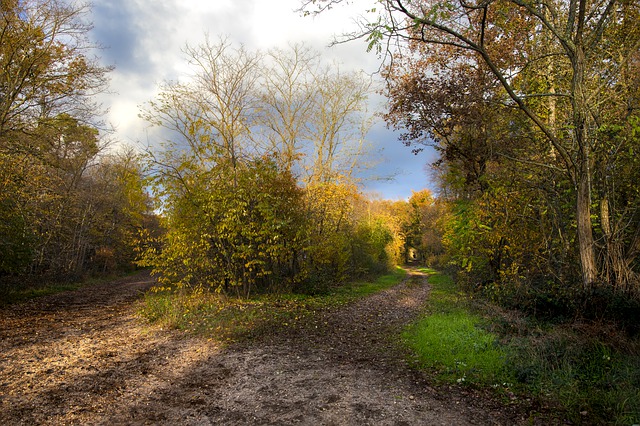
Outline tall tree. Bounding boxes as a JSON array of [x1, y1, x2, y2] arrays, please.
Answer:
[[0, 0, 109, 145], [305, 64, 372, 184], [0, 0, 115, 282], [141, 36, 262, 186], [257, 44, 374, 184], [141, 37, 388, 294], [259, 43, 318, 174]]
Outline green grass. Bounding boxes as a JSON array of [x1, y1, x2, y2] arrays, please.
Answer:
[[404, 312, 509, 384], [404, 268, 640, 424], [404, 269, 510, 385], [327, 266, 406, 300], [139, 267, 407, 341]]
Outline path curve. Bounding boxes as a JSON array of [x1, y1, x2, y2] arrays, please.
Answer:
[[0, 269, 523, 425]]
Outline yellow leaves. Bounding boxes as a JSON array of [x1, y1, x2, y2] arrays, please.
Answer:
[[144, 156, 308, 296]]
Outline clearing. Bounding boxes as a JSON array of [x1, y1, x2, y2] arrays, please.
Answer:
[[0, 269, 528, 425]]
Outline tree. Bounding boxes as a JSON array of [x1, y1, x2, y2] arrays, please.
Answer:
[[30, 114, 102, 276], [0, 151, 37, 274], [305, 64, 373, 184], [0, 0, 109, 145], [257, 44, 374, 184], [141, 36, 389, 294], [141, 39, 309, 295], [258, 43, 318, 174], [303, 180, 358, 282], [0, 0, 121, 284], [85, 147, 154, 273], [141, 36, 262, 185]]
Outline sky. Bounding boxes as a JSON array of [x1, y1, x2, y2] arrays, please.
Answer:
[[88, 0, 437, 200]]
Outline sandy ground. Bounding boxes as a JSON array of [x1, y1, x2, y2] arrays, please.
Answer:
[[0, 269, 532, 425]]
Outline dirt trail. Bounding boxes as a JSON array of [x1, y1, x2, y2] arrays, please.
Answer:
[[0, 269, 524, 425]]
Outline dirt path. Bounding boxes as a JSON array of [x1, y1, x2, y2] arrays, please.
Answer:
[[0, 270, 525, 425]]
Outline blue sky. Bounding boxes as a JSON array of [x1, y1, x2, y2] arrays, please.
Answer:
[[88, 0, 437, 200]]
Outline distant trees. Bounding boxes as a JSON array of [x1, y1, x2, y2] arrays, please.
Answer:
[[398, 190, 446, 265], [0, 0, 152, 287], [0, 115, 152, 281]]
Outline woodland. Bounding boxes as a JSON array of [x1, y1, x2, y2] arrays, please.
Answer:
[[302, 0, 640, 322], [0, 0, 429, 298], [1, 0, 639, 423], [3, 0, 639, 319]]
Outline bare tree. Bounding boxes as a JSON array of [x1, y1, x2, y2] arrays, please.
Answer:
[[142, 36, 262, 183], [305, 63, 373, 184], [258, 44, 374, 184], [258, 43, 319, 174]]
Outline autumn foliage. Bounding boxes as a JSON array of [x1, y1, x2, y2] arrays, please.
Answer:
[[135, 39, 401, 297], [0, 0, 153, 290], [376, 0, 640, 318]]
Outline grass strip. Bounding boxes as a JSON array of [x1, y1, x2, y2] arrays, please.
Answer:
[[139, 267, 407, 341], [403, 269, 509, 386], [0, 271, 141, 305]]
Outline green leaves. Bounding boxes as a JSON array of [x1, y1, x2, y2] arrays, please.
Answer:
[[366, 25, 385, 54], [143, 156, 308, 296]]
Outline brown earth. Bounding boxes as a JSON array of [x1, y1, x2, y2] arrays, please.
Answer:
[[0, 269, 537, 425]]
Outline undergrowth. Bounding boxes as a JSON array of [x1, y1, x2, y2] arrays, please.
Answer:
[[1, 282, 84, 305], [139, 267, 406, 341], [0, 270, 140, 305], [404, 268, 640, 425]]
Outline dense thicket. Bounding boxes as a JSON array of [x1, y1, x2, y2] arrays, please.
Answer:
[[0, 0, 152, 289]]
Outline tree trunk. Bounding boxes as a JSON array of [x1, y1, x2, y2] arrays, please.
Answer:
[[576, 168, 597, 290], [600, 195, 636, 292], [572, 36, 598, 291]]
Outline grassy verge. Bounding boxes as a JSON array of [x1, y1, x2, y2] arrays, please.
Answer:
[[403, 269, 510, 386], [1, 282, 85, 305], [138, 267, 407, 341], [0, 270, 141, 305], [403, 268, 640, 425]]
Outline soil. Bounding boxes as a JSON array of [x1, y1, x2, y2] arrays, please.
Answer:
[[0, 269, 537, 425]]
